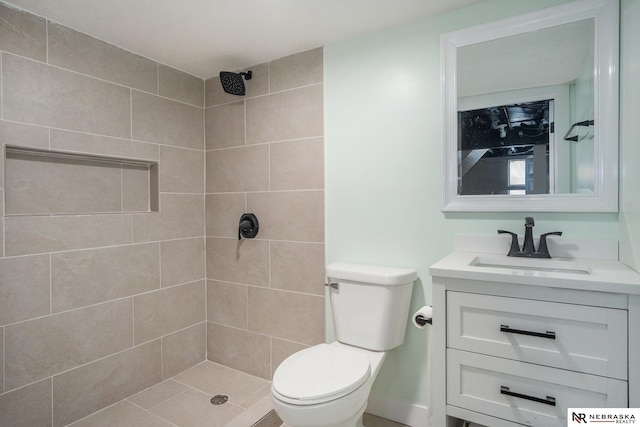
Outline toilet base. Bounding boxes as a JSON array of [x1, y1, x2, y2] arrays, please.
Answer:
[[274, 399, 367, 427]]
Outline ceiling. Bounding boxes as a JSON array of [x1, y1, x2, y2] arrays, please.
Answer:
[[4, 0, 482, 79]]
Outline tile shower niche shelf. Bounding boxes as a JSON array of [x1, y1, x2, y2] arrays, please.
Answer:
[[4, 145, 159, 216]]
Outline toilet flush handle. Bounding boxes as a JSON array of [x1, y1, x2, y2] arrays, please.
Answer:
[[324, 282, 339, 290]]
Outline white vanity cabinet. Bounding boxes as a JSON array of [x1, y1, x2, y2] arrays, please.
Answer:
[[430, 252, 640, 427]]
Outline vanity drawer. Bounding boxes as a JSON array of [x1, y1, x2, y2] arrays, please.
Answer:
[[447, 292, 627, 379], [447, 349, 628, 427]]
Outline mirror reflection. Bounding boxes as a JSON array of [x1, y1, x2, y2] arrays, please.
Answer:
[[456, 19, 595, 196]]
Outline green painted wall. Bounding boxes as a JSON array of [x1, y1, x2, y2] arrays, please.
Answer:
[[325, 0, 637, 415], [619, 0, 640, 271]]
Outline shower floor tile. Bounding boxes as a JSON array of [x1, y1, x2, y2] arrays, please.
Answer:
[[67, 361, 276, 427]]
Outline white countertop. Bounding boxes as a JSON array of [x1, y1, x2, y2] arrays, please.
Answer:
[[429, 251, 640, 295]]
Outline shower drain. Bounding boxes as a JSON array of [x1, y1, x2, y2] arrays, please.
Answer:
[[210, 394, 229, 405]]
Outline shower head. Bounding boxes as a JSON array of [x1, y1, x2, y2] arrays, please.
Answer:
[[219, 70, 252, 96]]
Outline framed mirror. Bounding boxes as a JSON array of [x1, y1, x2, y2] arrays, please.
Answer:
[[441, 0, 619, 212]]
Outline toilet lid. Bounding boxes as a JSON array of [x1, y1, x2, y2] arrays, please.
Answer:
[[272, 344, 371, 404]]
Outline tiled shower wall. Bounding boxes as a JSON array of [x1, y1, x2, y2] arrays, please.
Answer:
[[204, 49, 325, 379], [0, 3, 206, 426], [1, 2, 326, 425]]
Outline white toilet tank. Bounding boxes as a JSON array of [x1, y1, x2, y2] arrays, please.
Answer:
[[326, 262, 417, 351]]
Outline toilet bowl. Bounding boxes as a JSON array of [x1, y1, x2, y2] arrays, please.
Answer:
[[272, 342, 386, 427], [271, 262, 417, 427]]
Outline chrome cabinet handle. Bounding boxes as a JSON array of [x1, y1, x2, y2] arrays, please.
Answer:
[[500, 324, 556, 339], [324, 282, 339, 290], [500, 386, 556, 406]]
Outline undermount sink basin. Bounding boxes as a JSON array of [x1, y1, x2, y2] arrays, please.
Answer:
[[469, 256, 592, 275]]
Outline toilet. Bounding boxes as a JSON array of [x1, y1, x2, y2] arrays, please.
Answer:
[[271, 262, 417, 427]]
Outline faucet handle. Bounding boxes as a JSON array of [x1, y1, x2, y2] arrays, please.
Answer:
[[498, 230, 521, 256], [537, 232, 563, 258]]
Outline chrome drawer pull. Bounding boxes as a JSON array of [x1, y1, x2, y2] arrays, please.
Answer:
[[500, 324, 556, 339], [500, 386, 556, 406]]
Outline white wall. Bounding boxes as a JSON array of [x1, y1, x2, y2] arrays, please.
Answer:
[[325, 0, 631, 424]]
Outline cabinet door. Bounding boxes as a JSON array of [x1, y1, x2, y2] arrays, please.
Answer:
[[447, 292, 628, 379], [447, 349, 628, 427]]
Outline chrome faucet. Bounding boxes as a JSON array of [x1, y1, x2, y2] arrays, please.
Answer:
[[498, 217, 562, 258]]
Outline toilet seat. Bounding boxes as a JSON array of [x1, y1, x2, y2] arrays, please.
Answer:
[[272, 343, 371, 405]]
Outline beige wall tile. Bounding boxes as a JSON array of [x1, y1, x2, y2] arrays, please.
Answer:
[[50, 129, 159, 161], [0, 3, 46, 61], [270, 48, 323, 92], [53, 340, 161, 427], [270, 241, 325, 295], [5, 299, 133, 390], [270, 137, 324, 190], [248, 287, 324, 345], [206, 145, 269, 193], [206, 237, 269, 286], [0, 379, 51, 427], [48, 22, 157, 93], [133, 193, 204, 243], [0, 254, 50, 326], [51, 243, 160, 313], [271, 338, 309, 378], [132, 90, 204, 150], [133, 281, 205, 344], [246, 84, 323, 144], [242, 63, 270, 98], [159, 64, 204, 107], [205, 193, 246, 238], [122, 164, 151, 212], [160, 238, 205, 287], [205, 101, 245, 150], [5, 150, 123, 215], [207, 322, 270, 379], [247, 191, 324, 242], [5, 214, 132, 256], [159, 145, 204, 193], [161, 322, 206, 379], [205, 63, 269, 107], [3, 53, 131, 138], [0, 120, 50, 150], [207, 280, 247, 328]]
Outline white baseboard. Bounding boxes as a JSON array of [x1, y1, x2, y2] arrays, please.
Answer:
[[367, 393, 430, 427]]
